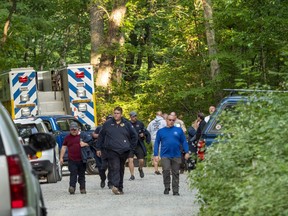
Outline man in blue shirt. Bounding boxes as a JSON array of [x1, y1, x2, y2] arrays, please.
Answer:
[[154, 114, 190, 196]]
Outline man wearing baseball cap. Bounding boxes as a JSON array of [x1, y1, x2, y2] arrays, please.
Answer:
[[128, 111, 151, 181], [60, 122, 90, 194]]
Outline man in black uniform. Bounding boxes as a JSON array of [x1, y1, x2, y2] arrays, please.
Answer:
[[91, 115, 113, 189], [128, 111, 151, 180], [96, 107, 138, 195]]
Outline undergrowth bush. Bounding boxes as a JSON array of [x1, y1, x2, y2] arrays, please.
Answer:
[[189, 93, 288, 216]]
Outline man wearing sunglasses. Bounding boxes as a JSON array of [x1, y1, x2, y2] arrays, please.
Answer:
[[153, 114, 190, 196]]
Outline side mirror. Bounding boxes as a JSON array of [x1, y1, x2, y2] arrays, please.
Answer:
[[29, 133, 56, 151]]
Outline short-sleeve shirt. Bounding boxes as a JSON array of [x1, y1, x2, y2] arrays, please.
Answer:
[[63, 134, 82, 161]]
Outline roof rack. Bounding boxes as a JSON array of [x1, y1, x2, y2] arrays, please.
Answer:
[[223, 89, 288, 96]]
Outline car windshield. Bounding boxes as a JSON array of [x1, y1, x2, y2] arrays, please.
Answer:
[[56, 118, 85, 131]]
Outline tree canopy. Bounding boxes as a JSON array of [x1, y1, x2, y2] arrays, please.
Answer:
[[1, 0, 288, 124]]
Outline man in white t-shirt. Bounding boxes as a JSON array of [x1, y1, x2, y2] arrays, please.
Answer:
[[204, 106, 216, 123], [170, 112, 187, 133], [147, 111, 166, 175]]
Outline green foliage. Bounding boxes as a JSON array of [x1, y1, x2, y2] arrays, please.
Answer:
[[190, 92, 288, 215], [214, 0, 288, 88], [0, 0, 90, 71], [2, 0, 288, 129]]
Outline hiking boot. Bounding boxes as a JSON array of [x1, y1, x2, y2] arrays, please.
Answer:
[[173, 192, 180, 196], [138, 168, 144, 178], [164, 188, 170, 195], [100, 180, 105, 188], [154, 171, 161, 175], [68, 186, 75, 195], [80, 188, 86, 194], [129, 175, 135, 181], [112, 186, 121, 195]]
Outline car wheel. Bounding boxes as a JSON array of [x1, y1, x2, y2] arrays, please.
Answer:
[[86, 158, 99, 175], [47, 158, 58, 183]]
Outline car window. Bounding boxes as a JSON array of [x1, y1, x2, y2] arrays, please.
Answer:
[[56, 119, 70, 131], [208, 103, 237, 134], [43, 121, 52, 132], [16, 124, 39, 139], [56, 118, 85, 131], [36, 123, 46, 133], [68, 119, 85, 131]]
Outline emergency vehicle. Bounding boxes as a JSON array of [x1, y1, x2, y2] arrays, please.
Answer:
[[57, 64, 97, 128], [0, 64, 97, 128], [0, 67, 38, 119]]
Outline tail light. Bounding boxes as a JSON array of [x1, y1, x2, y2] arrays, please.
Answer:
[[197, 140, 206, 160], [198, 140, 205, 149], [7, 155, 27, 208]]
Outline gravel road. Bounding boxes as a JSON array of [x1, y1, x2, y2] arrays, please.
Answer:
[[41, 167, 200, 216]]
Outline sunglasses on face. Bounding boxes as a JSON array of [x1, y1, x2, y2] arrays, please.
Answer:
[[168, 119, 175, 122], [70, 128, 78, 131]]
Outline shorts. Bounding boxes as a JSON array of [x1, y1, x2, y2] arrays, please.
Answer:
[[128, 145, 145, 159]]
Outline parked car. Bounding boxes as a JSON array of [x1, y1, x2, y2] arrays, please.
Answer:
[[200, 94, 247, 148], [14, 117, 62, 183], [37, 115, 98, 174], [0, 102, 55, 216]]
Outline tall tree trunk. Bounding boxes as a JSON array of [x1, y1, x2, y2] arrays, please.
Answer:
[[90, 3, 104, 68], [1, 0, 17, 46], [96, 0, 127, 88], [114, 32, 125, 83], [202, 0, 219, 79], [145, 0, 153, 72]]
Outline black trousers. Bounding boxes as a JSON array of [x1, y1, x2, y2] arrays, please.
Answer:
[[94, 153, 106, 181], [68, 160, 86, 189], [106, 149, 129, 190], [100, 149, 112, 186]]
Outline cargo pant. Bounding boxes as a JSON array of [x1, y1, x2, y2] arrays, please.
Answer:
[[161, 157, 182, 193]]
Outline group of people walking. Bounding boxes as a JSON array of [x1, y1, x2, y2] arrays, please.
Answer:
[[59, 106, 215, 196]]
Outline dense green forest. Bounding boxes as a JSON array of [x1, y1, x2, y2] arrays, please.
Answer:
[[1, 0, 288, 124]]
